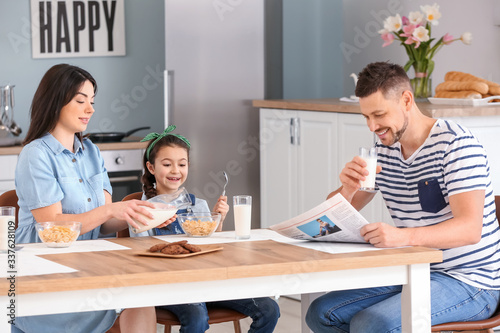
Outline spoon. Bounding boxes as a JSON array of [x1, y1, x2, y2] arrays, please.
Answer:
[[222, 171, 229, 196]]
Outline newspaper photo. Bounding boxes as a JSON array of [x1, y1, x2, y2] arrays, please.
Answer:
[[269, 193, 369, 243]]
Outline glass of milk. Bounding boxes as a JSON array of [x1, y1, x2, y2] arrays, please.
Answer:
[[359, 147, 377, 192], [0, 206, 15, 253], [233, 195, 252, 239]]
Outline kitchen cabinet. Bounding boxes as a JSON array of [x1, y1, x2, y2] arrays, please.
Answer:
[[259, 108, 391, 228], [442, 116, 500, 193], [0, 155, 17, 195], [259, 109, 337, 228]]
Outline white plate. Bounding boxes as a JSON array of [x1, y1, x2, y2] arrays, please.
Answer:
[[428, 96, 500, 106]]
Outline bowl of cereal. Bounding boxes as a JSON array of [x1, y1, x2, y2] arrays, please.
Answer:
[[177, 212, 221, 237], [35, 221, 81, 247]]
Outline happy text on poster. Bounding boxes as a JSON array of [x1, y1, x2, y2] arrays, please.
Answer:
[[30, 0, 126, 58]]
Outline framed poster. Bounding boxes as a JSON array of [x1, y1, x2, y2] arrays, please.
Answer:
[[30, 0, 126, 58]]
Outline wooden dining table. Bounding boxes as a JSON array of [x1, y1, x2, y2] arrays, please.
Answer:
[[0, 230, 442, 332]]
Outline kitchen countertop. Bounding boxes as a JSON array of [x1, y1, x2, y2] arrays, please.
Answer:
[[252, 98, 500, 118], [0, 137, 148, 156]]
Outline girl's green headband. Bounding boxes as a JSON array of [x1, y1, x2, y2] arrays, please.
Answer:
[[141, 125, 191, 161]]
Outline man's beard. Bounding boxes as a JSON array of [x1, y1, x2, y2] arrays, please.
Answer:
[[389, 114, 408, 146]]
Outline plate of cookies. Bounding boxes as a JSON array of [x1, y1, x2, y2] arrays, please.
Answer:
[[137, 240, 223, 258]]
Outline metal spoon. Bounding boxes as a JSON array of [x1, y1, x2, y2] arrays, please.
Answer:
[[222, 171, 229, 196]]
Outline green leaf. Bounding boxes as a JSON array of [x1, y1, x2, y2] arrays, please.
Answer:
[[404, 59, 414, 72], [427, 60, 435, 76]]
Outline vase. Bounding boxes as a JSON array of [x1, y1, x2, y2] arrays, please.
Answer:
[[410, 72, 432, 100]]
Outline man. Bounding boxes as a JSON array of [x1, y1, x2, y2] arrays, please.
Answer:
[[305, 62, 500, 332]]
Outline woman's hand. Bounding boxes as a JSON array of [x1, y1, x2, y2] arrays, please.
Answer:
[[156, 214, 177, 228], [107, 199, 156, 230], [213, 196, 229, 231]]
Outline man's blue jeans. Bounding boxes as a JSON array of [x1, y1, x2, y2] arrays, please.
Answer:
[[306, 272, 499, 333]]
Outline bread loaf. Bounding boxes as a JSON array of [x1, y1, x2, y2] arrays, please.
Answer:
[[445, 71, 500, 95], [435, 81, 489, 94], [489, 85, 500, 95], [445, 71, 500, 87], [434, 90, 482, 99]]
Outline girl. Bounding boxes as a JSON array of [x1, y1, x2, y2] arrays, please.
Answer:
[[133, 125, 280, 333], [14, 64, 157, 333]]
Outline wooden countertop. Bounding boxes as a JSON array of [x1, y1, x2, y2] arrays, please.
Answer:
[[253, 98, 500, 118], [0, 138, 148, 156]]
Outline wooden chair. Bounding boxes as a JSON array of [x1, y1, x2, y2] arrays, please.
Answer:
[[431, 196, 500, 333], [112, 191, 248, 333], [0, 190, 19, 229]]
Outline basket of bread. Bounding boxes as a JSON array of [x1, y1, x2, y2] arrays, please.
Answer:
[[429, 71, 500, 106]]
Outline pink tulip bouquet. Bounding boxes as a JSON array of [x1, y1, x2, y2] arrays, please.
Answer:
[[378, 3, 472, 98]]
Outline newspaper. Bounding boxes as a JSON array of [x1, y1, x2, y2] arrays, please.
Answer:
[[269, 194, 369, 243]]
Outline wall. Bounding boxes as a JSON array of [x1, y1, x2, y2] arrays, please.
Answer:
[[341, 0, 500, 97], [0, 0, 165, 139], [282, 0, 344, 99]]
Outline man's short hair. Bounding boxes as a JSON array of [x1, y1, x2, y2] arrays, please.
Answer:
[[355, 62, 412, 100]]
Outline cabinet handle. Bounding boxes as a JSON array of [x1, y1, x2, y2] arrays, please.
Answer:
[[289, 118, 301, 145], [295, 118, 301, 145], [109, 175, 140, 183]]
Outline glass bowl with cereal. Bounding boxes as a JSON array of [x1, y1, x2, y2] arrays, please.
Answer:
[[35, 221, 81, 247], [177, 212, 221, 237]]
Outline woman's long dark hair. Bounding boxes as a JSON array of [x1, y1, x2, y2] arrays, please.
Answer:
[[23, 64, 97, 146], [142, 135, 191, 199]]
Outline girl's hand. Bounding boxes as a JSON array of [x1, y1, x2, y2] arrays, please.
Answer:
[[213, 196, 229, 231], [157, 214, 177, 228], [109, 199, 156, 230]]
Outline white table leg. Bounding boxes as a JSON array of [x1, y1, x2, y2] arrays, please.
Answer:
[[301, 292, 324, 333], [401, 263, 431, 333]]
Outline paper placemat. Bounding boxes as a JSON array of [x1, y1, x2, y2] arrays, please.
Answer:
[[1, 239, 131, 277], [153, 229, 382, 254], [0, 254, 77, 277], [19, 239, 131, 256]]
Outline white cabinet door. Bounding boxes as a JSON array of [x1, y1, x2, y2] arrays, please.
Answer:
[[0, 155, 17, 182], [0, 155, 18, 195], [296, 111, 338, 215], [260, 109, 299, 228], [443, 116, 500, 195], [260, 109, 338, 228], [337, 113, 392, 224]]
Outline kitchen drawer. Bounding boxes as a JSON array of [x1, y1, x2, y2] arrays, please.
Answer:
[[0, 155, 17, 181]]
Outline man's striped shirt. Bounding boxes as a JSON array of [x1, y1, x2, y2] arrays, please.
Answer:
[[376, 119, 500, 289]]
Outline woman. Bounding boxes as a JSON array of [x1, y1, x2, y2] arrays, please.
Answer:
[[14, 64, 157, 333]]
